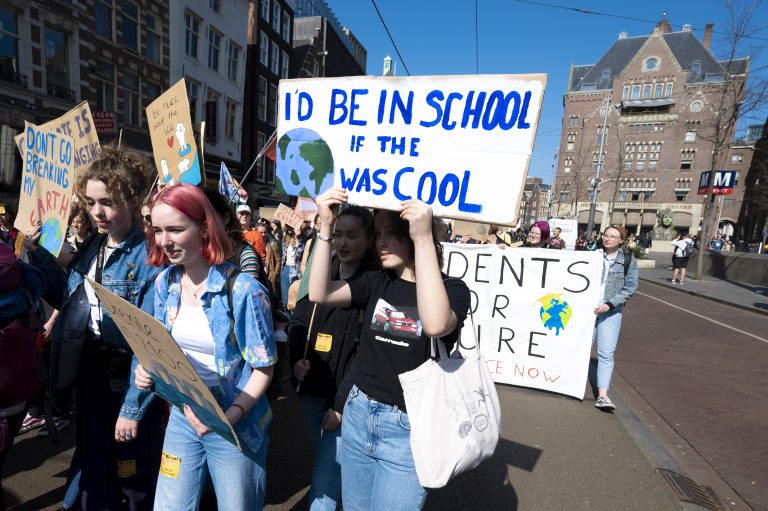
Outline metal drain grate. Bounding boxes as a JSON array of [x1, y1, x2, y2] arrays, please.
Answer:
[[656, 468, 727, 511]]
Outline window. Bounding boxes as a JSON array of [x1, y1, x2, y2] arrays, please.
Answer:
[[619, 191, 628, 200], [622, 86, 630, 99], [685, 130, 697, 142], [270, 41, 279, 74], [206, 88, 219, 142], [260, 0, 270, 22], [122, 71, 140, 127], [642, 84, 652, 99], [257, 132, 265, 181], [282, 9, 291, 41], [581, 83, 596, 91], [208, 28, 221, 72], [690, 60, 701, 73], [705, 73, 724, 82], [601, 69, 610, 80], [122, 0, 139, 52], [566, 133, 575, 151], [568, 115, 579, 128], [209, 0, 220, 13], [280, 50, 289, 79], [185, 77, 199, 121], [653, 83, 663, 98], [665, 83, 673, 97], [225, 98, 237, 140], [631, 85, 640, 99], [595, 126, 607, 146], [624, 161, 632, 170], [648, 160, 658, 170], [271, 2, 281, 32], [259, 32, 269, 66], [592, 152, 604, 171], [563, 157, 572, 173], [45, 27, 69, 96], [228, 41, 240, 82], [185, 11, 200, 59], [560, 191, 569, 201], [643, 191, 654, 201], [145, 13, 161, 63], [266, 159, 275, 184], [268, 83, 277, 126], [0, 7, 20, 82], [680, 149, 695, 170], [94, 60, 115, 111], [631, 192, 640, 201], [145, 81, 161, 102], [257, 76, 267, 121], [675, 191, 688, 202], [644, 57, 658, 70], [730, 154, 743, 164], [635, 160, 645, 171], [95, 0, 114, 40]]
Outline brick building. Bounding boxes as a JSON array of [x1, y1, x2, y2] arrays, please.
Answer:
[[552, 19, 750, 239], [519, 177, 551, 227]]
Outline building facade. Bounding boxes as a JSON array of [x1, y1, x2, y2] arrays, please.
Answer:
[[519, 177, 551, 227], [552, 20, 749, 239], [0, 0, 170, 184]]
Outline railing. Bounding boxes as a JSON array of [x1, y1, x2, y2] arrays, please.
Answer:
[[47, 83, 76, 102], [0, 71, 28, 88]]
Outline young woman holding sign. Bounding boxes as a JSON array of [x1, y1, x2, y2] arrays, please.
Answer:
[[309, 187, 470, 510], [135, 184, 276, 511], [24, 145, 165, 510]]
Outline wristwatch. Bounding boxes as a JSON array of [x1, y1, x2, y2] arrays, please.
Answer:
[[316, 232, 334, 242]]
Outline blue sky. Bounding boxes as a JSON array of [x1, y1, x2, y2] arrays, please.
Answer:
[[326, 0, 768, 183]]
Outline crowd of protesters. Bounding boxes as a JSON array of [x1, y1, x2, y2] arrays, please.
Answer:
[[0, 144, 649, 510]]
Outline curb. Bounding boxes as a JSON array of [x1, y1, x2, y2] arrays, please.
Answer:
[[639, 276, 768, 317]]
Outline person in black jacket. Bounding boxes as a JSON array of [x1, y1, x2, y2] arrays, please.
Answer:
[[289, 206, 378, 511]]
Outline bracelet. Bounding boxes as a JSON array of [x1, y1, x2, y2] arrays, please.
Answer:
[[230, 403, 247, 417], [316, 232, 334, 242]]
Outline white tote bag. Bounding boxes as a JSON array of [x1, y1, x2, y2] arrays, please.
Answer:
[[398, 322, 501, 488]]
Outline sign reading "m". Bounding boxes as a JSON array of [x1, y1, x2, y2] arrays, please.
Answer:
[[698, 170, 738, 195]]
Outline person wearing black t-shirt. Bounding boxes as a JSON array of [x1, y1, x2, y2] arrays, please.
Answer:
[[309, 188, 471, 511]]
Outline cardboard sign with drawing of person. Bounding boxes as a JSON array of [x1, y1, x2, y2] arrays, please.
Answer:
[[146, 79, 202, 185], [87, 279, 241, 450], [274, 203, 305, 231]]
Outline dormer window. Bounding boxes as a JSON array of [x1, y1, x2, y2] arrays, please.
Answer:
[[601, 68, 611, 80], [691, 60, 701, 72], [644, 57, 659, 71]]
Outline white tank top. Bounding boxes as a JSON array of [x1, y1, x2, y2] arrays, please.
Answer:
[[171, 302, 218, 386]]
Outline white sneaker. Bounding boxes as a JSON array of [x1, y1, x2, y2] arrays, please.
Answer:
[[595, 396, 616, 411]]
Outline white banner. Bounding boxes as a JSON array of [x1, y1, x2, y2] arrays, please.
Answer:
[[548, 218, 578, 250], [442, 244, 603, 398], [277, 74, 547, 225]]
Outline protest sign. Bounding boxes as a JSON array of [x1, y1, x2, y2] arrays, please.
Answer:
[[15, 101, 100, 178], [257, 206, 277, 222], [452, 220, 491, 242], [442, 243, 602, 398], [14, 122, 74, 256], [548, 218, 578, 250], [146, 79, 202, 185], [274, 203, 304, 231], [87, 279, 240, 449], [276, 74, 546, 225], [294, 196, 317, 221]]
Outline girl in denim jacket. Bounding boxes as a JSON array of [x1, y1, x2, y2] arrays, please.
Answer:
[[25, 145, 165, 509], [136, 184, 276, 511], [593, 225, 638, 411]]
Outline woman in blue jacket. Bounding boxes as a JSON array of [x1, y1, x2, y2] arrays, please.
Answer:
[[135, 184, 276, 511]]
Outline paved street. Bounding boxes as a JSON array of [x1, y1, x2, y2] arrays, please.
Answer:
[[3, 278, 766, 510]]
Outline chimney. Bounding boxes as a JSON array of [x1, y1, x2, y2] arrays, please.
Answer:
[[704, 23, 714, 49], [618, 31, 628, 39]]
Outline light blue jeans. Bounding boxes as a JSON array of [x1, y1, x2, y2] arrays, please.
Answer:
[[153, 405, 267, 511], [594, 308, 624, 391], [341, 385, 427, 511], [301, 394, 342, 511]]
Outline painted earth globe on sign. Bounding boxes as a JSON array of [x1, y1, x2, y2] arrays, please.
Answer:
[[276, 128, 334, 197], [39, 217, 63, 254], [536, 293, 573, 336]]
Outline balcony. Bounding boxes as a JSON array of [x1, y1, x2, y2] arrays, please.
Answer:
[[0, 71, 28, 88], [47, 83, 76, 102]]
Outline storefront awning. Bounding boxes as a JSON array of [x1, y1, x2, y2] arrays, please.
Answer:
[[642, 212, 656, 226], [673, 212, 692, 227], [626, 212, 641, 225], [577, 210, 603, 224], [611, 212, 624, 224]]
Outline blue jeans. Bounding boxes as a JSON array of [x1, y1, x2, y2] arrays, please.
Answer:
[[154, 405, 268, 511], [341, 386, 427, 511], [280, 266, 300, 307], [301, 394, 342, 511], [594, 308, 624, 391]]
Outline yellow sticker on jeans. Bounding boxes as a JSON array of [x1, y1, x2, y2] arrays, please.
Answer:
[[315, 333, 333, 352], [160, 452, 181, 479], [117, 459, 137, 478]]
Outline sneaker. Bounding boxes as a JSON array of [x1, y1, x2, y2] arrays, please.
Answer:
[[679, 281, 684, 285], [37, 416, 71, 437], [19, 413, 46, 434], [670, 279, 678, 284], [595, 396, 616, 411]]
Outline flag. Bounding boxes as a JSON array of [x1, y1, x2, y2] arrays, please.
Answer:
[[218, 161, 238, 202]]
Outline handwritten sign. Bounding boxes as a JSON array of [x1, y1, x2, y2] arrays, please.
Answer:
[[452, 220, 491, 242], [277, 74, 547, 225], [274, 203, 304, 231], [87, 279, 240, 449], [257, 206, 277, 222], [14, 122, 74, 256], [442, 244, 602, 398], [548, 218, 578, 250], [15, 101, 101, 178], [146, 79, 202, 185]]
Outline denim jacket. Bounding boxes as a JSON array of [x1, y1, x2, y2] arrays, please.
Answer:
[[154, 263, 277, 456], [49, 223, 162, 420], [601, 249, 638, 310]]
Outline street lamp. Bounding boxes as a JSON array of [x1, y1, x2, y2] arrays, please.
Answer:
[[586, 97, 611, 237]]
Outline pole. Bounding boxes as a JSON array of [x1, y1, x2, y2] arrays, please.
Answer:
[[232, 129, 277, 204], [586, 97, 610, 238], [547, 147, 559, 219], [714, 194, 724, 237]]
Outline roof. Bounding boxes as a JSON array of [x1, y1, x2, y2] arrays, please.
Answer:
[[569, 30, 748, 93]]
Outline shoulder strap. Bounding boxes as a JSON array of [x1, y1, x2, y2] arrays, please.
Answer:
[[623, 249, 632, 276], [226, 269, 241, 336]]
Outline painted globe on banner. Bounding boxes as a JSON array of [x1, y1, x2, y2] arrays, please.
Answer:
[[39, 217, 63, 253], [537, 293, 573, 336], [275, 128, 334, 197]]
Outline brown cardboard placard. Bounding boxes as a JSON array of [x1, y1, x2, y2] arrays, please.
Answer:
[[274, 203, 305, 231], [452, 220, 491, 242]]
